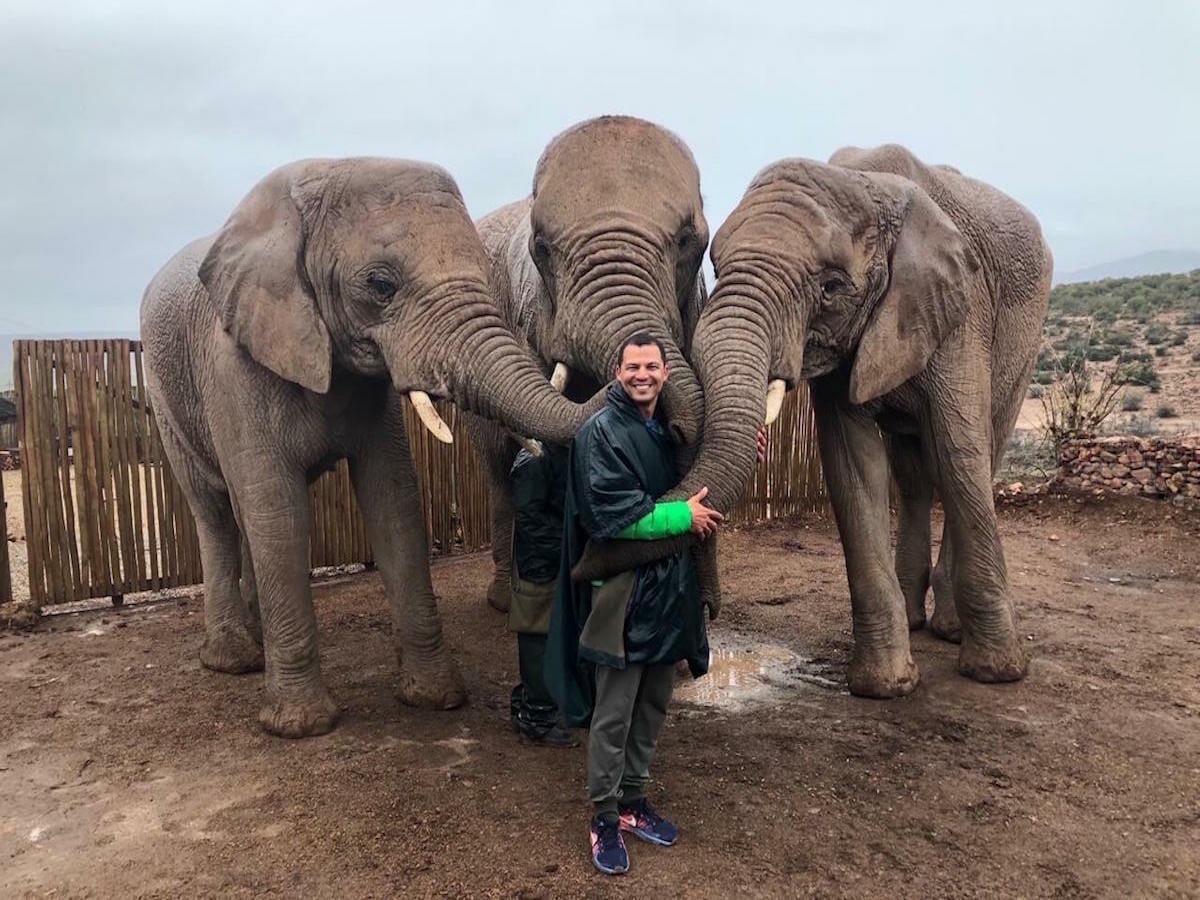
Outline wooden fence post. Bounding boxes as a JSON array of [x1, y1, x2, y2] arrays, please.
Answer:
[[0, 463, 11, 604]]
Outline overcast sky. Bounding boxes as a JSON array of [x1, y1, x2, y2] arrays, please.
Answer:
[[1, 0, 1197, 335]]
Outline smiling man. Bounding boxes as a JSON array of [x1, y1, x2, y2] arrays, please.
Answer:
[[545, 332, 722, 876]]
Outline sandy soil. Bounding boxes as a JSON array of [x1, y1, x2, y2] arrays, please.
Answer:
[[1, 496, 1199, 898]]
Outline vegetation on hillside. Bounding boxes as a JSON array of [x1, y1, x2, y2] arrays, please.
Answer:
[[1032, 270, 1200, 397], [1049, 269, 1200, 320]]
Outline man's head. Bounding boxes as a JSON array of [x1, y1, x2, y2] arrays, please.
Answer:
[[615, 332, 670, 417]]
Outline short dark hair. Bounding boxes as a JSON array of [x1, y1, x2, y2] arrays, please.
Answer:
[[617, 332, 667, 366]]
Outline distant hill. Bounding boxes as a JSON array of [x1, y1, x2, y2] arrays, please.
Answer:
[[0, 331, 140, 391], [1057, 250, 1200, 285]]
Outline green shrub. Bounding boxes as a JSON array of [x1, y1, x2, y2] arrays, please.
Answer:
[[1086, 345, 1118, 362], [1123, 359, 1161, 392], [1145, 323, 1169, 345], [1171, 331, 1189, 346], [1121, 392, 1143, 412], [1155, 405, 1179, 419], [1192, 349, 1200, 363], [1028, 383, 1045, 399], [1108, 330, 1135, 347], [1155, 345, 1169, 357], [1119, 349, 1152, 365]]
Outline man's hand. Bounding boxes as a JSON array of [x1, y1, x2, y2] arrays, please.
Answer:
[[687, 486, 724, 539], [756, 425, 768, 464]]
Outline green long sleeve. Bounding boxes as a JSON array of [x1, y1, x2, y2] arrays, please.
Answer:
[[614, 500, 692, 540]]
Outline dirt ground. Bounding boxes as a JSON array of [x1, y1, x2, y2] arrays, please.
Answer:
[[2, 495, 1198, 898]]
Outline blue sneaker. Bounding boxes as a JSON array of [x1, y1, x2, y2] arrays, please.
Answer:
[[618, 797, 678, 846], [589, 815, 629, 875]]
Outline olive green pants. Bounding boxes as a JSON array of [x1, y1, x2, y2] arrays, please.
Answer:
[[587, 663, 675, 816]]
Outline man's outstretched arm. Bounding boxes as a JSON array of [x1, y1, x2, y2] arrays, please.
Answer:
[[613, 487, 722, 540]]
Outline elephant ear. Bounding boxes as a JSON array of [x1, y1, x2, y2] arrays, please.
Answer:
[[848, 185, 976, 405], [198, 166, 332, 394]]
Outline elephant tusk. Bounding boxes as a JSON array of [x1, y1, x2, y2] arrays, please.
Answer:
[[550, 362, 569, 393], [518, 437, 545, 458], [764, 379, 787, 426], [408, 391, 454, 444]]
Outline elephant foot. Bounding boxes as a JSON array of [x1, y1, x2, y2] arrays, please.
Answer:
[[847, 648, 919, 699], [957, 635, 1029, 684], [397, 653, 468, 710], [200, 626, 265, 674], [486, 578, 511, 614], [258, 688, 339, 738], [929, 603, 963, 644], [905, 603, 927, 632]]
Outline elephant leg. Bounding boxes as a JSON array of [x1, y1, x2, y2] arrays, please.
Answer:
[[812, 385, 918, 699], [155, 419, 262, 673], [885, 434, 933, 631], [233, 465, 337, 738], [485, 475, 515, 614], [463, 413, 517, 613], [929, 524, 962, 643], [929, 392, 1028, 683], [195, 500, 265, 675], [350, 399, 467, 710], [239, 533, 263, 645]]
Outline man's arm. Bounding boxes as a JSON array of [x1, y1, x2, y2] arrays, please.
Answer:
[[613, 487, 723, 540]]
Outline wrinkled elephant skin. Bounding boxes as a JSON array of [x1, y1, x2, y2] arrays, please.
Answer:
[[141, 159, 597, 737]]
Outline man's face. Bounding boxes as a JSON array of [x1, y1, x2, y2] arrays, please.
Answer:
[[615, 342, 669, 409]]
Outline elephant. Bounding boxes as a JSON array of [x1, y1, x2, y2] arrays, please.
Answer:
[[140, 158, 601, 738], [573, 144, 1052, 698], [465, 116, 713, 615]]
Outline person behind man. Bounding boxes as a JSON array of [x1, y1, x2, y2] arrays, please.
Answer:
[[507, 440, 575, 747], [545, 332, 724, 876]]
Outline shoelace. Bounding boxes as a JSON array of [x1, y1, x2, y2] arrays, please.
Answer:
[[594, 819, 622, 851]]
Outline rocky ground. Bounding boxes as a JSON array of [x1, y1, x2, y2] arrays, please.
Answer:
[[2, 495, 1198, 898]]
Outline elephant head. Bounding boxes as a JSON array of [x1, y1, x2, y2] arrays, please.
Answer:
[[519, 116, 709, 444], [198, 158, 597, 443], [570, 155, 977, 581], [684, 156, 978, 511]]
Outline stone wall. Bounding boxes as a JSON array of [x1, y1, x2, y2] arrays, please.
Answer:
[[1056, 435, 1200, 507]]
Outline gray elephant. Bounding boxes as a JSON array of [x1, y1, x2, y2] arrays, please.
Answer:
[[141, 158, 599, 738], [575, 144, 1052, 698], [466, 116, 711, 614]]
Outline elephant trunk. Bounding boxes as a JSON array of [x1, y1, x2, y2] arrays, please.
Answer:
[[569, 268, 788, 582], [673, 281, 780, 512], [562, 234, 705, 445], [382, 286, 603, 445]]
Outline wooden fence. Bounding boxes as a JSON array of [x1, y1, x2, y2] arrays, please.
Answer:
[[0, 469, 11, 603], [9, 339, 823, 610], [10, 340, 493, 609]]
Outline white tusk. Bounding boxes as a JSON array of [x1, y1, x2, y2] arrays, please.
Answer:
[[518, 437, 545, 458], [764, 379, 787, 426], [550, 362, 569, 393], [409, 391, 454, 444]]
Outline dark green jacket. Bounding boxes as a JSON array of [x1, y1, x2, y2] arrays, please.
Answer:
[[546, 384, 709, 727], [510, 445, 568, 584]]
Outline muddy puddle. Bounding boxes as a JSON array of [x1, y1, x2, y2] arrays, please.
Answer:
[[674, 634, 844, 711]]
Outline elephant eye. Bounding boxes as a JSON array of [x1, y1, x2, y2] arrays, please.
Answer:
[[820, 272, 851, 298], [532, 235, 551, 264], [366, 273, 397, 300]]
